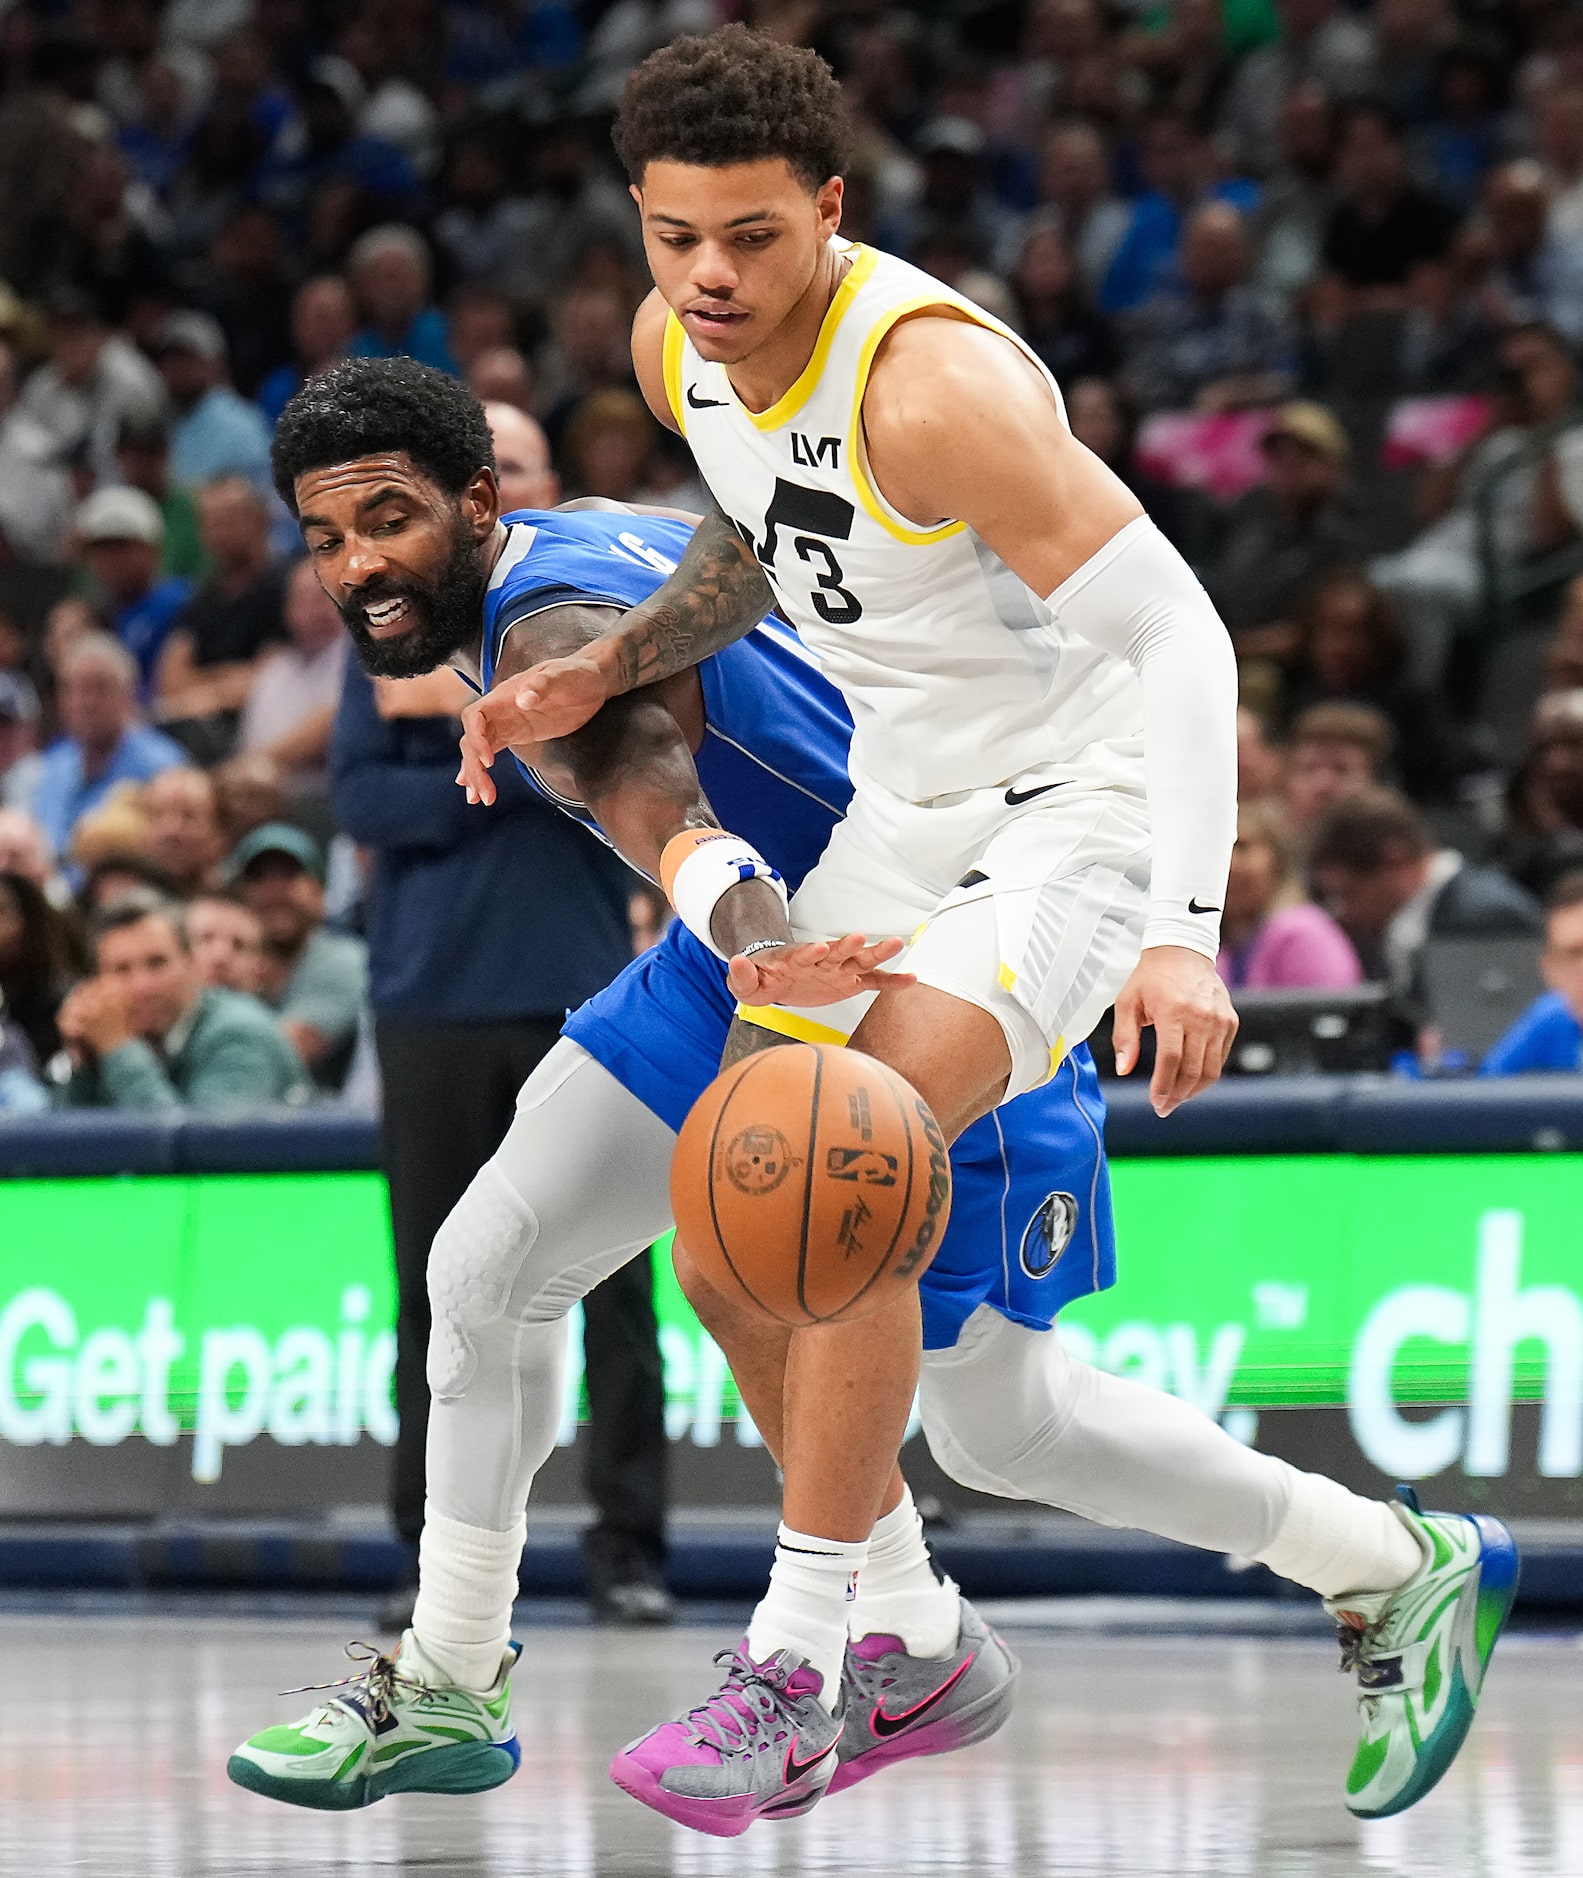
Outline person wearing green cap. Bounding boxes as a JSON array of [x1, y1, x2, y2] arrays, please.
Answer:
[[227, 820, 368, 1093]]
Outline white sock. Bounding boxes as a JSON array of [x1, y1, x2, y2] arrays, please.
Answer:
[[408, 1503, 525, 1692], [745, 1524, 868, 1711], [1254, 1471, 1425, 1600], [849, 1487, 961, 1658]]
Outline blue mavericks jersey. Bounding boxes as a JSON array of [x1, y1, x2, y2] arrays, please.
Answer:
[[473, 507, 1115, 1349], [481, 509, 853, 894]]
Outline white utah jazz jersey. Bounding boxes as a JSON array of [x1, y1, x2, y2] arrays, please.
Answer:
[[661, 241, 1144, 804]]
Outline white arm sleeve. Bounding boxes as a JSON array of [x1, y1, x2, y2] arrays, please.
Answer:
[[1044, 515, 1237, 959]]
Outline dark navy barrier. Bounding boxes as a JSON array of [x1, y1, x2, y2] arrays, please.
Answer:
[[8, 1079, 1583, 1178]]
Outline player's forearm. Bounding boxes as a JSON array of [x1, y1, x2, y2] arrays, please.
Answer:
[[1045, 517, 1238, 957], [586, 502, 771, 699]]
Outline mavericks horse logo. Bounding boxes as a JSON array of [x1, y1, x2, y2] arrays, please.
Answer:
[[1019, 1191, 1079, 1279]]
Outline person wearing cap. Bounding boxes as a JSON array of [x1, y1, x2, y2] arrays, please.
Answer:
[[57, 886, 309, 1112], [74, 485, 193, 690], [29, 632, 186, 865], [14, 285, 165, 484], [228, 820, 368, 1094], [1200, 398, 1367, 657], [149, 309, 274, 494], [0, 671, 43, 815]]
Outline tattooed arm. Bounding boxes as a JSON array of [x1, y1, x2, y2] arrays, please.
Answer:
[[457, 500, 771, 789]]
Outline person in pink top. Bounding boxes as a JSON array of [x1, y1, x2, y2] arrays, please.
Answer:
[[1217, 800, 1364, 990]]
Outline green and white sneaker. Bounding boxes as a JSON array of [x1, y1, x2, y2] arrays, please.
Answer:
[[1326, 1486, 1519, 1820], [227, 1633, 521, 1811]]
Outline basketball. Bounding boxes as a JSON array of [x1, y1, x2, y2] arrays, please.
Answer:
[[670, 1043, 952, 1327]]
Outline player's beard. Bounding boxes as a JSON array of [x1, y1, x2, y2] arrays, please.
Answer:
[[338, 512, 488, 680]]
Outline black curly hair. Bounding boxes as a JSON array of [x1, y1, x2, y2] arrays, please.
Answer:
[[270, 356, 495, 514], [612, 24, 852, 192]]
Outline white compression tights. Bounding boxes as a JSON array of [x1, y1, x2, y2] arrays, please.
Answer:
[[920, 1306, 1420, 1598]]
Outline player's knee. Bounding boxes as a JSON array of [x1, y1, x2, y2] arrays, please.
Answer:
[[426, 1162, 541, 1399]]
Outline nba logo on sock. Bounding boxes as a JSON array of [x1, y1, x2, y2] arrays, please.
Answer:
[[846, 1570, 860, 1603]]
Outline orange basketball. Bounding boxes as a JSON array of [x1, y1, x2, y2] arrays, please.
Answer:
[[670, 1043, 952, 1327]]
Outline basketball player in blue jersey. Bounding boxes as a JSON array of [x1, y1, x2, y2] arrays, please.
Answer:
[[459, 25, 1517, 1834], [229, 358, 1128, 1818]]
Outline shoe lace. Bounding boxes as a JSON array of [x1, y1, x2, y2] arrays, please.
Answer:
[[280, 1641, 434, 1726], [1335, 1613, 1396, 1694], [678, 1649, 798, 1757]]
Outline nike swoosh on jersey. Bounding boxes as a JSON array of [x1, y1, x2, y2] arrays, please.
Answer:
[[686, 385, 728, 409], [1188, 897, 1221, 915], [1004, 781, 1070, 806], [869, 1655, 977, 1739]]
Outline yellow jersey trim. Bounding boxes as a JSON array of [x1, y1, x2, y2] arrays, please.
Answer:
[[733, 1004, 852, 1047], [732, 245, 880, 434], [661, 312, 688, 435], [847, 296, 1012, 546]]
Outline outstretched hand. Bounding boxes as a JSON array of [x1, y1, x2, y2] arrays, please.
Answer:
[[1111, 945, 1237, 1117], [456, 653, 611, 806], [726, 934, 915, 1009]]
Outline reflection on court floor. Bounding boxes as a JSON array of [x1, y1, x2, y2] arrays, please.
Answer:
[[0, 1602, 1576, 1878]]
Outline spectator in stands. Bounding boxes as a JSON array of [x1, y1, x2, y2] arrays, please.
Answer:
[[1010, 224, 1117, 386], [0, 672, 42, 814], [1497, 689, 1583, 897], [536, 287, 637, 442], [187, 887, 267, 996], [1372, 0, 1454, 132], [1100, 114, 1260, 313], [1282, 700, 1394, 842], [148, 311, 274, 493], [0, 1015, 47, 1111], [31, 635, 185, 864], [1481, 869, 1583, 1074], [1253, 81, 1339, 299], [155, 477, 287, 756], [1201, 403, 1365, 657], [227, 822, 367, 1094], [78, 854, 179, 918], [1535, 83, 1583, 245], [1371, 322, 1583, 689], [74, 487, 192, 691], [467, 346, 535, 413], [238, 556, 347, 776], [257, 276, 359, 428], [142, 765, 225, 897], [563, 390, 663, 505], [346, 225, 456, 375], [1283, 571, 1464, 801], [0, 808, 53, 890], [1476, 161, 1583, 349], [57, 887, 307, 1110], [1220, 0, 1377, 176], [212, 749, 287, 848], [0, 334, 75, 566], [1121, 202, 1295, 415], [1218, 800, 1364, 990], [486, 403, 560, 513], [1309, 786, 1540, 997], [1320, 102, 1460, 299], [115, 417, 206, 581], [1238, 704, 1287, 806], [1030, 120, 1131, 302], [16, 286, 165, 484], [1062, 375, 1213, 558], [1545, 575, 1583, 692], [0, 868, 84, 1065]]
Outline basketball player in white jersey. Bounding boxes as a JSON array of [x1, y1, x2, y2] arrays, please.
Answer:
[[459, 27, 1516, 1832]]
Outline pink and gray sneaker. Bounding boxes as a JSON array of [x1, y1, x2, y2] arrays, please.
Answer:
[[609, 1646, 842, 1838], [830, 1598, 1019, 1794]]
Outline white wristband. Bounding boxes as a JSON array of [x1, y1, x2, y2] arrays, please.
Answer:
[[662, 830, 787, 961]]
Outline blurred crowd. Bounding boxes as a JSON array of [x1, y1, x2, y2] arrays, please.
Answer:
[[4, 0, 1583, 1108]]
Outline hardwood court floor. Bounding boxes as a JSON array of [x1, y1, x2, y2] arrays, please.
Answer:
[[0, 1597, 1577, 1878]]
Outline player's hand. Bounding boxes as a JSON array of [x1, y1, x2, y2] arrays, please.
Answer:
[[726, 934, 916, 1009], [1111, 945, 1237, 1117], [456, 653, 611, 806]]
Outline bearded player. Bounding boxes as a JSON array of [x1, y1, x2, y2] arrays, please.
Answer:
[[461, 26, 1517, 1830]]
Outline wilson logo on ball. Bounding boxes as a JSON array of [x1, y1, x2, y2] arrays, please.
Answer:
[[719, 1126, 799, 1196], [824, 1146, 898, 1185]]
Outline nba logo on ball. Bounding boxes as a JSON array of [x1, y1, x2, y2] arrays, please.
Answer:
[[721, 1126, 798, 1195], [1020, 1191, 1079, 1279]]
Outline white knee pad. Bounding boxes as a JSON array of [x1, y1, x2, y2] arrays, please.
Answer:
[[427, 1162, 541, 1400]]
